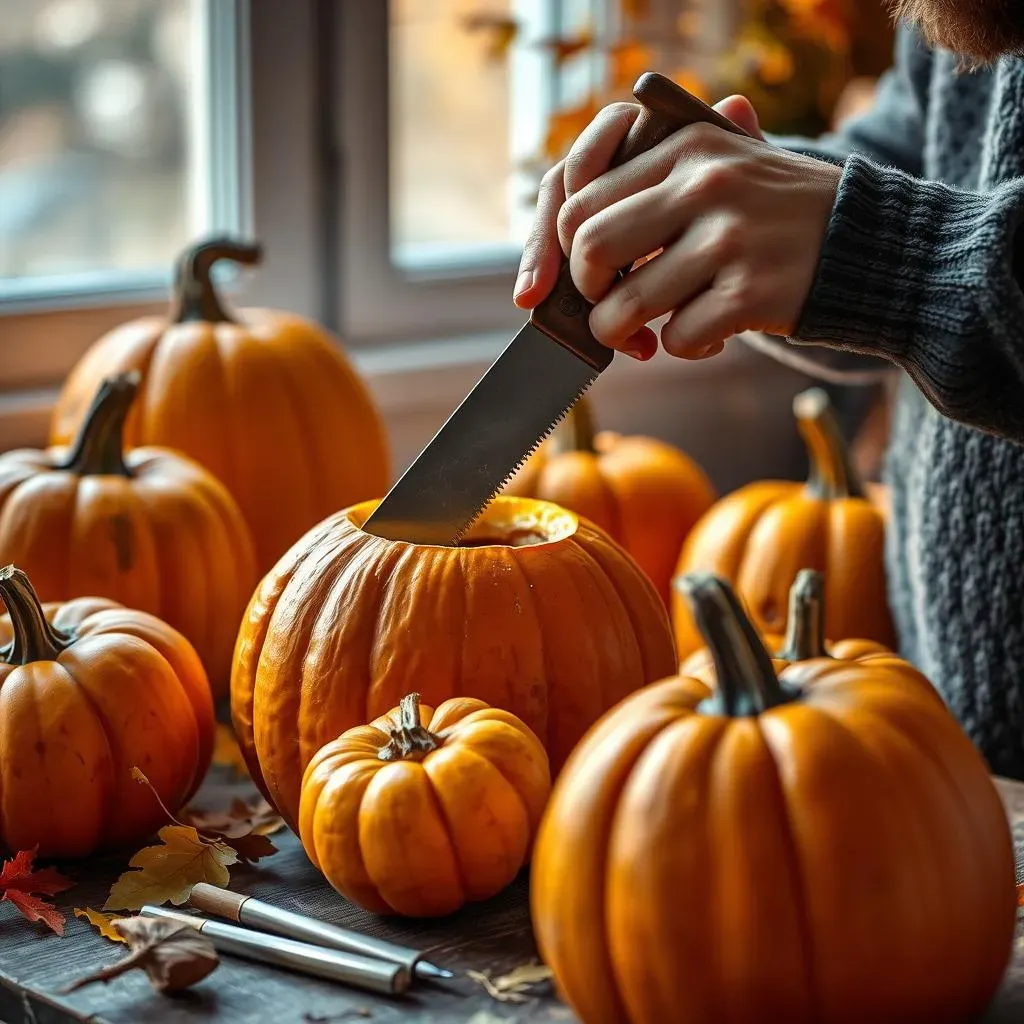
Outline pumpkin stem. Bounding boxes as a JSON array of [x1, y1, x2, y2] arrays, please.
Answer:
[[555, 398, 597, 454], [378, 693, 441, 762], [775, 570, 829, 661], [0, 566, 71, 665], [793, 388, 863, 500], [170, 236, 262, 324], [59, 373, 139, 477], [677, 573, 797, 717]]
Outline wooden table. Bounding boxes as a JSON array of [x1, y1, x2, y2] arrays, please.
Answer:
[[4, 768, 1024, 1024]]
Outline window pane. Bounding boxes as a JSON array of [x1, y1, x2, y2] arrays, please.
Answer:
[[389, 0, 517, 263], [0, 0, 216, 286]]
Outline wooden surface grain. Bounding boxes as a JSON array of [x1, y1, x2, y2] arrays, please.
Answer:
[[2, 768, 1024, 1024]]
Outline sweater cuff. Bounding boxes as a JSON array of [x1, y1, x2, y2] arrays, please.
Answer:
[[791, 152, 1007, 365]]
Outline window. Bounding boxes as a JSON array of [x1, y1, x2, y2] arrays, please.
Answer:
[[0, 0, 246, 304]]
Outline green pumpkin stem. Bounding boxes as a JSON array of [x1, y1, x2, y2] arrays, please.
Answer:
[[0, 566, 71, 665], [60, 373, 139, 477], [775, 570, 830, 662], [378, 693, 440, 761], [793, 388, 863, 500], [170, 237, 262, 324], [678, 573, 796, 717]]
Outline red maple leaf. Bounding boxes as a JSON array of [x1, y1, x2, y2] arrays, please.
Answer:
[[0, 848, 74, 935]]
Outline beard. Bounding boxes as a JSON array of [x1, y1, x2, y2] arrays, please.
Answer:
[[888, 0, 1024, 65]]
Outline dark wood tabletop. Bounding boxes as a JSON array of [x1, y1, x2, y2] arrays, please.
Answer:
[[3, 767, 1024, 1024]]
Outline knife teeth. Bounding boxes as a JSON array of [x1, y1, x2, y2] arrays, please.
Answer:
[[449, 377, 597, 545]]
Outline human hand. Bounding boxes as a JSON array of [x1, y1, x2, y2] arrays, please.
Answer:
[[513, 96, 842, 361]]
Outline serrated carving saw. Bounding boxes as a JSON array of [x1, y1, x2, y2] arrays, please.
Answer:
[[362, 73, 747, 545]]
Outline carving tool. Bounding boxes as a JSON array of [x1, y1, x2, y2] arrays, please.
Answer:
[[363, 73, 747, 545], [187, 883, 452, 982], [140, 905, 410, 995]]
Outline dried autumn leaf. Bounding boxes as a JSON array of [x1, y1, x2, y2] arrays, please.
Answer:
[[212, 722, 250, 776], [62, 917, 218, 994], [180, 797, 284, 865], [461, 13, 518, 61], [1017, 882, 1024, 907], [468, 961, 554, 1003], [0, 848, 73, 936], [75, 907, 128, 944], [104, 825, 238, 912]]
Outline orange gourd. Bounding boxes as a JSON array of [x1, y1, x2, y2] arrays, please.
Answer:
[[0, 566, 214, 858], [0, 374, 256, 694], [504, 399, 715, 603], [50, 237, 390, 573], [299, 692, 550, 917], [232, 496, 675, 828], [671, 387, 894, 658], [532, 573, 1016, 1024]]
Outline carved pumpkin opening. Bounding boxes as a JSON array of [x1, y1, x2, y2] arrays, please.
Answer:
[[348, 496, 578, 549]]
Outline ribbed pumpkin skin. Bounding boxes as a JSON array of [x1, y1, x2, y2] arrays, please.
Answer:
[[50, 309, 389, 574], [299, 695, 551, 917], [0, 576, 214, 858], [671, 389, 894, 658], [504, 402, 715, 605], [532, 576, 1017, 1024], [232, 496, 676, 828], [0, 382, 256, 696]]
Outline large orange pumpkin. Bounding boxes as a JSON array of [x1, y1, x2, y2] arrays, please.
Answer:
[[503, 399, 715, 604], [49, 237, 390, 573], [232, 496, 675, 828], [0, 566, 214, 858], [299, 692, 550, 917], [0, 374, 256, 694], [671, 387, 894, 658], [532, 573, 1016, 1024]]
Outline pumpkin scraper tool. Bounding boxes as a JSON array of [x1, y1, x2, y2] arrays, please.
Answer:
[[362, 73, 747, 545]]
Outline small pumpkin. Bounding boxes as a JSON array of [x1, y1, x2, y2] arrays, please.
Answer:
[[503, 398, 715, 604], [49, 237, 390, 573], [299, 692, 550, 917], [679, 568, 911, 688], [532, 572, 1016, 1024], [671, 387, 895, 659], [0, 374, 257, 694], [0, 566, 214, 858], [232, 496, 676, 828]]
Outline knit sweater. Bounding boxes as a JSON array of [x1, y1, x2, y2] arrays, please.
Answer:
[[756, 24, 1024, 777]]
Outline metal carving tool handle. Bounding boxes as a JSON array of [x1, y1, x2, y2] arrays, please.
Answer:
[[530, 72, 750, 367], [188, 883, 452, 981], [141, 905, 411, 996]]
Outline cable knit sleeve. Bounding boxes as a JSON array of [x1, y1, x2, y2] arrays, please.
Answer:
[[791, 158, 1024, 442]]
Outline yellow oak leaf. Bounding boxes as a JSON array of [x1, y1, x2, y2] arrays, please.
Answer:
[[103, 826, 238, 912], [75, 907, 127, 944]]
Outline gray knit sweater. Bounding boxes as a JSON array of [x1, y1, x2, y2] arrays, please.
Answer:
[[759, 25, 1024, 777]]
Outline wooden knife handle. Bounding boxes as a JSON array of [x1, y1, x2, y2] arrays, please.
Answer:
[[530, 72, 747, 369]]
